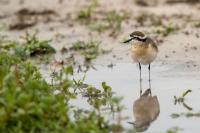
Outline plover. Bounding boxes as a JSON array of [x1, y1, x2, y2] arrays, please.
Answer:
[[124, 31, 158, 94]]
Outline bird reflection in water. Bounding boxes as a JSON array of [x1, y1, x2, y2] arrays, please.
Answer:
[[129, 89, 160, 132]]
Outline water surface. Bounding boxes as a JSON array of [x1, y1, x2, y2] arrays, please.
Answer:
[[82, 63, 200, 133]]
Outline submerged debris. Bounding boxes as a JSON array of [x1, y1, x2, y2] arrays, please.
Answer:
[[9, 22, 36, 30], [171, 112, 200, 118], [166, 0, 200, 4], [9, 8, 57, 30], [16, 8, 57, 16], [166, 126, 183, 133]]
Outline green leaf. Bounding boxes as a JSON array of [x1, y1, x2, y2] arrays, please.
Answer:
[[182, 89, 192, 98], [101, 82, 112, 92], [64, 65, 73, 75]]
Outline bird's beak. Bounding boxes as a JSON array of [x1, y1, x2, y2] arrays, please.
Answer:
[[127, 122, 134, 125], [123, 38, 133, 43]]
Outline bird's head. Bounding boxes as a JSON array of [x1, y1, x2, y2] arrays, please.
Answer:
[[123, 31, 147, 43]]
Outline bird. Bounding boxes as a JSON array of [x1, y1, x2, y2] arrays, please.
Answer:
[[123, 31, 158, 94], [129, 88, 160, 132]]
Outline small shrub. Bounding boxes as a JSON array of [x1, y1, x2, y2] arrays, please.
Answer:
[[1, 32, 55, 60], [0, 44, 124, 133], [70, 40, 101, 62]]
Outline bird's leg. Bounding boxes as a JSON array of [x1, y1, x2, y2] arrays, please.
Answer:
[[139, 63, 142, 96], [148, 64, 152, 95]]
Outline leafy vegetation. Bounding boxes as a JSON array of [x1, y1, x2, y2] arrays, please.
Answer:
[[0, 36, 125, 133], [77, 0, 98, 23], [76, 0, 129, 37], [70, 40, 102, 63], [166, 127, 183, 133], [154, 23, 178, 37], [193, 21, 200, 28], [171, 112, 200, 119], [1, 32, 55, 60], [171, 89, 200, 120], [0, 52, 69, 133], [89, 10, 129, 36], [173, 89, 192, 111], [174, 89, 192, 104], [0, 24, 7, 31]]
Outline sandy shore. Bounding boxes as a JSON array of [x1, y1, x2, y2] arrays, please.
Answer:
[[1, 0, 200, 70]]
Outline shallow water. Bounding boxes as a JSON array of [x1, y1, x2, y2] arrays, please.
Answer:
[[81, 63, 200, 133]]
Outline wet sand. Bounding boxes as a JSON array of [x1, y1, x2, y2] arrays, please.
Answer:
[[1, 0, 200, 68]]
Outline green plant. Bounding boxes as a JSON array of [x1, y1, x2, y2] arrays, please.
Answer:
[[1, 32, 55, 60], [20, 32, 56, 56], [0, 51, 69, 133], [0, 48, 125, 133], [173, 89, 192, 111], [0, 32, 128, 133], [166, 127, 182, 133], [76, 1, 129, 37], [77, 0, 98, 23], [193, 21, 200, 28], [154, 24, 178, 37], [89, 21, 109, 32], [70, 40, 101, 63], [105, 10, 129, 36], [174, 89, 192, 104], [0, 24, 7, 32], [89, 10, 130, 36], [0, 41, 126, 132], [171, 112, 200, 119]]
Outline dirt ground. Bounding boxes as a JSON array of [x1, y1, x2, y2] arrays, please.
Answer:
[[1, 0, 200, 70]]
